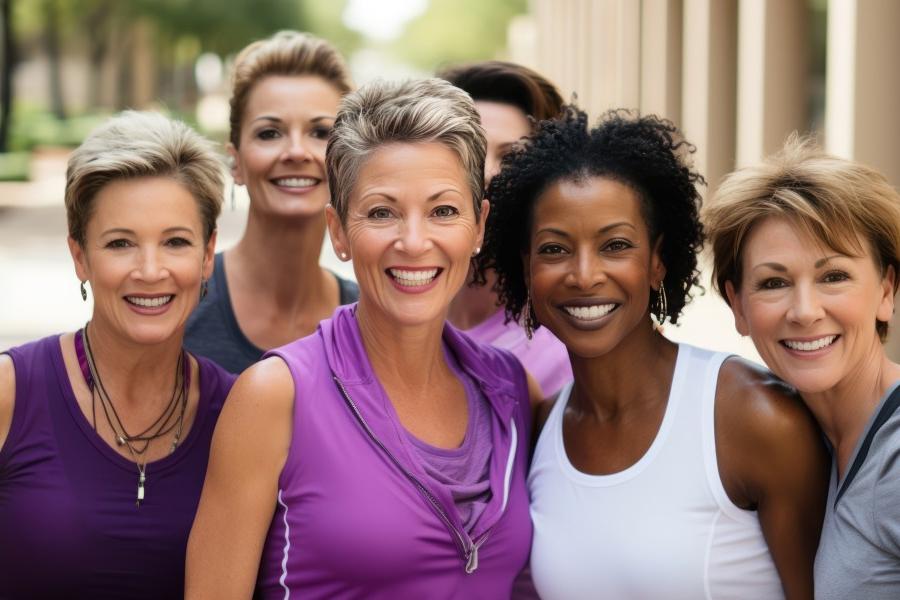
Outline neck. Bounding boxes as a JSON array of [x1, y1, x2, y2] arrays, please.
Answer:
[[355, 299, 450, 395], [83, 317, 184, 407], [568, 319, 677, 420], [800, 342, 900, 464], [229, 208, 330, 307], [447, 270, 500, 330]]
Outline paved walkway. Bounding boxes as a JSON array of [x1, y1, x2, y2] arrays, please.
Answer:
[[0, 150, 759, 362]]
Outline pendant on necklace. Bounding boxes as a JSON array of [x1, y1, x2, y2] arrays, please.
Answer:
[[136, 471, 146, 506]]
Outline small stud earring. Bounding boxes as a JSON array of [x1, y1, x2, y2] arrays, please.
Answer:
[[473, 247, 481, 257], [80, 281, 87, 302], [340, 252, 348, 260]]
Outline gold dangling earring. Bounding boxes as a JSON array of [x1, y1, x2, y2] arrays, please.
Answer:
[[523, 294, 535, 340]]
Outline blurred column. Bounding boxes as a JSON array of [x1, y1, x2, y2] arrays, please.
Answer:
[[131, 20, 156, 108], [735, 0, 808, 167], [826, 0, 900, 357], [681, 0, 738, 195], [640, 0, 683, 123]]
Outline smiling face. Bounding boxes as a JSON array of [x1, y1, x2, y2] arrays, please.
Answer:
[[69, 176, 215, 346], [726, 216, 895, 395], [327, 142, 488, 328], [230, 75, 342, 219], [475, 100, 531, 187], [527, 176, 664, 358]]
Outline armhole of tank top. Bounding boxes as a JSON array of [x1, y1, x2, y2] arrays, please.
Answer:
[[263, 349, 302, 493], [0, 350, 20, 465], [700, 352, 759, 524]]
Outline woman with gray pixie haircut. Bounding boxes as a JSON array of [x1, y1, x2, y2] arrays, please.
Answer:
[[0, 111, 236, 599], [187, 78, 540, 599]]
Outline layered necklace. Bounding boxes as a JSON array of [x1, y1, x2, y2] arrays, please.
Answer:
[[75, 323, 190, 506]]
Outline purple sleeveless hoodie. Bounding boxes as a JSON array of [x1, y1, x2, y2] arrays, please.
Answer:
[[0, 335, 235, 599], [255, 304, 533, 599]]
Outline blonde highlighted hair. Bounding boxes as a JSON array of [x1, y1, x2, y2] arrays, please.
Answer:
[[704, 135, 900, 340], [65, 110, 224, 245], [229, 30, 352, 147]]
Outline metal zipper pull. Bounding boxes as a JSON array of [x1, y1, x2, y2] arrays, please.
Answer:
[[465, 544, 479, 574]]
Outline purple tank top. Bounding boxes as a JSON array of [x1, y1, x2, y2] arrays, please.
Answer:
[[255, 305, 533, 599], [0, 335, 235, 599]]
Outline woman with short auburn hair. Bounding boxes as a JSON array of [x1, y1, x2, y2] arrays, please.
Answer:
[[704, 137, 900, 599], [186, 78, 540, 599], [0, 111, 235, 599]]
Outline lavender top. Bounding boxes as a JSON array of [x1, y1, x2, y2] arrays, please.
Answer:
[[465, 308, 572, 397], [0, 335, 235, 599], [406, 349, 493, 533]]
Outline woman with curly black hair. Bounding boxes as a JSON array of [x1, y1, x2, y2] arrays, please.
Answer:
[[480, 107, 828, 599]]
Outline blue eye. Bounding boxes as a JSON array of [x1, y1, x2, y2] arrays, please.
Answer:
[[369, 207, 393, 220]]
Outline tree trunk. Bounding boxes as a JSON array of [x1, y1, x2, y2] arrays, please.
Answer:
[[44, 0, 66, 120], [0, 0, 14, 152]]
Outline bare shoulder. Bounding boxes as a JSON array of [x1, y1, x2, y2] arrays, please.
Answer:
[[226, 356, 295, 415], [716, 357, 819, 437], [0, 354, 15, 452]]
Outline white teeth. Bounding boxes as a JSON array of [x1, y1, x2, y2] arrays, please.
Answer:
[[389, 268, 438, 286], [126, 295, 172, 308], [274, 177, 317, 188], [563, 304, 616, 320], [783, 335, 837, 351]]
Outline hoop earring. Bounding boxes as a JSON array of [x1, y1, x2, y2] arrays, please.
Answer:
[[655, 284, 668, 324], [80, 281, 88, 302], [523, 294, 535, 340]]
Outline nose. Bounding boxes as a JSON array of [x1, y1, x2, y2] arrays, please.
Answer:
[[566, 249, 606, 289], [786, 283, 825, 326], [282, 132, 312, 162], [393, 214, 434, 256], [132, 247, 170, 283]]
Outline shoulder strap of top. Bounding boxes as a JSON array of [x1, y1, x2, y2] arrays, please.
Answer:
[[835, 384, 900, 506]]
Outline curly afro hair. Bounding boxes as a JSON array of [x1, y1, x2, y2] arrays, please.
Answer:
[[478, 106, 705, 328]]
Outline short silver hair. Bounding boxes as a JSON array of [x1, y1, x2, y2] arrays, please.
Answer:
[[66, 110, 224, 244], [326, 78, 486, 221]]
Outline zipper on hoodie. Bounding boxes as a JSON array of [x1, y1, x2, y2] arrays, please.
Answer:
[[333, 375, 509, 573]]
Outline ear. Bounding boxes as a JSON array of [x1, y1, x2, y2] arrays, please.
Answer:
[[474, 199, 490, 250], [202, 230, 217, 281], [68, 236, 90, 283], [226, 143, 244, 186], [876, 264, 896, 323], [724, 279, 751, 336], [325, 204, 350, 261], [651, 236, 666, 290]]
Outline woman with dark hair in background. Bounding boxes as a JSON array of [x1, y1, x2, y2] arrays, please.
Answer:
[[185, 31, 358, 373], [481, 107, 828, 599], [439, 61, 571, 397], [0, 111, 234, 598]]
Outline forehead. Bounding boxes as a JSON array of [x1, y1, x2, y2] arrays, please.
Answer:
[[353, 142, 468, 195], [87, 177, 202, 230], [741, 216, 868, 266], [243, 75, 342, 119], [474, 100, 530, 141], [533, 176, 646, 232]]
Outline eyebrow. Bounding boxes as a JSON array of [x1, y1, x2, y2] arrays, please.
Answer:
[[536, 221, 636, 237], [359, 188, 464, 203], [753, 255, 845, 272], [251, 115, 335, 124], [101, 226, 196, 236]]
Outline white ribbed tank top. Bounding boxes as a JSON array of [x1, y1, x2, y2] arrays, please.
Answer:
[[529, 344, 783, 600]]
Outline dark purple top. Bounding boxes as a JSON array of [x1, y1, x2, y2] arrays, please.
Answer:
[[0, 335, 235, 600]]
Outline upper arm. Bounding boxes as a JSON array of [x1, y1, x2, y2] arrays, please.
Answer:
[[185, 356, 295, 599], [0, 354, 15, 455], [716, 358, 829, 600]]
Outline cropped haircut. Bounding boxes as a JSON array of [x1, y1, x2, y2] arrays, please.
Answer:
[[479, 107, 705, 327], [437, 60, 564, 122], [326, 78, 487, 222], [65, 111, 224, 245], [229, 30, 352, 148], [704, 136, 900, 340]]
